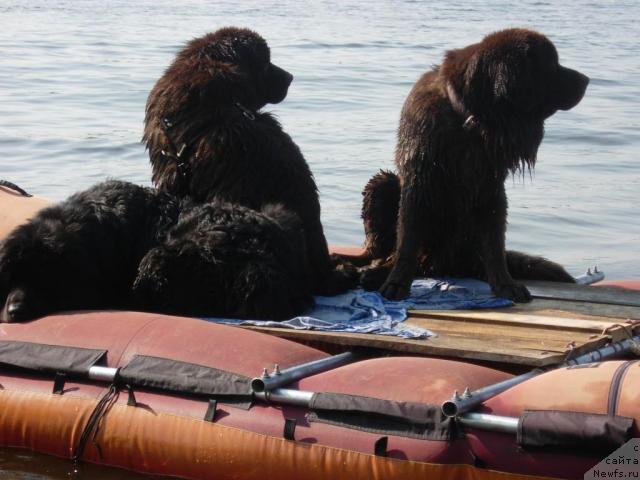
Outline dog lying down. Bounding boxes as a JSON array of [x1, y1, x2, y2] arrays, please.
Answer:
[[0, 180, 314, 323]]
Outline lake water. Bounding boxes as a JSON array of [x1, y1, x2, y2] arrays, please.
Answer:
[[0, 0, 639, 477]]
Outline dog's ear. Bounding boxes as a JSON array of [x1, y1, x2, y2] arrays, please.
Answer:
[[443, 40, 536, 113], [442, 45, 491, 112], [489, 53, 536, 112]]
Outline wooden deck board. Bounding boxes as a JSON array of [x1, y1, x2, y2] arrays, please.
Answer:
[[243, 293, 640, 368]]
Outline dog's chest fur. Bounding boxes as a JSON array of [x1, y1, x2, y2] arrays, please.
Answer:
[[394, 71, 545, 256]]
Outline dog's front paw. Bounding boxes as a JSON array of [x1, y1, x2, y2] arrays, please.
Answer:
[[379, 279, 411, 300], [359, 265, 390, 291], [333, 262, 359, 291], [316, 263, 358, 296], [493, 282, 532, 303]]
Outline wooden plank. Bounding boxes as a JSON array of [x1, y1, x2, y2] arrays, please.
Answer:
[[509, 299, 640, 320], [239, 290, 640, 368], [242, 325, 568, 366], [524, 280, 640, 307], [410, 310, 614, 332], [242, 315, 626, 367], [406, 317, 597, 344]]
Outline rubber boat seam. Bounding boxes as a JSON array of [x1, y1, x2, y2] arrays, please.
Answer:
[[111, 316, 162, 367], [0, 382, 110, 402], [608, 360, 639, 415]]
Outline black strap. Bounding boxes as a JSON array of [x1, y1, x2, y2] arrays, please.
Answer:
[[118, 354, 252, 400], [469, 448, 486, 468], [72, 383, 119, 468], [204, 399, 218, 422], [53, 372, 66, 395], [283, 418, 297, 441], [126, 385, 137, 407], [517, 410, 634, 454], [374, 436, 388, 457], [0, 341, 107, 375], [307, 392, 459, 441], [160, 118, 191, 195], [0, 180, 32, 197]]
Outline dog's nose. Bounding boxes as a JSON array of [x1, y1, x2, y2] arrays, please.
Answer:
[[578, 72, 590, 89], [555, 66, 589, 111], [284, 70, 294, 86], [272, 64, 293, 86]]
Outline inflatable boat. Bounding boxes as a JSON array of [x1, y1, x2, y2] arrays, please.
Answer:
[[1, 186, 639, 479], [0, 311, 638, 480]]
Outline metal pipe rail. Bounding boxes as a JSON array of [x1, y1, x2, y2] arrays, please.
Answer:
[[86, 367, 519, 434], [250, 351, 359, 393], [255, 387, 519, 434], [441, 333, 640, 418], [88, 366, 119, 382]]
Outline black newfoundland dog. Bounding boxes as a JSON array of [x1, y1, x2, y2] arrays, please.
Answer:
[[358, 29, 589, 302], [0, 181, 178, 322], [0, 181, 313, 323], [143, 27, 355, 295], [133, 201, 313, 320]]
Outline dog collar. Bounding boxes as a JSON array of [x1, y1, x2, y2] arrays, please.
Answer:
[[160, 117, 191, 195], [446, 82, 478, 131], [234, 102, 256, 121]]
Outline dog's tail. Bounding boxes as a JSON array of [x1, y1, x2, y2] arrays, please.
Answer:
[[506, 250, 575, 283], [331, 170, 400, 268]]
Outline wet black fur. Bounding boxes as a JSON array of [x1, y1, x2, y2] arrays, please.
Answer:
[[359, 29, 589, 302], [133, 201, 314, 320], [0, 181, 314, 322], [0, 181, 181, 322], [143, 27, 355, 295]]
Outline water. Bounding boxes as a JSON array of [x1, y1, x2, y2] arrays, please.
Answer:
[[0, 0, 639, 280], [0, 448, 167, 480], [0, 0, 638, 475]]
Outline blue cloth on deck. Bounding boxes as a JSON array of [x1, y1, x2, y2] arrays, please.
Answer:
[[205, 278, 513, 340]]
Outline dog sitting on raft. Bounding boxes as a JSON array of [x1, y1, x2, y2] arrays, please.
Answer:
[[0, 180, 313, 323], [143, 26, 356, 296], [357, 28, 589, 302]]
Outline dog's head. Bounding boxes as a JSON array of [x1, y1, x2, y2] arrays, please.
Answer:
[[150, 27, 293, 115], [442, 28, 589, 121], [0, 228, 60, 323]]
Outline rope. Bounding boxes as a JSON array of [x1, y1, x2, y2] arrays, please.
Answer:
[[71, 382, 120, 477]]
